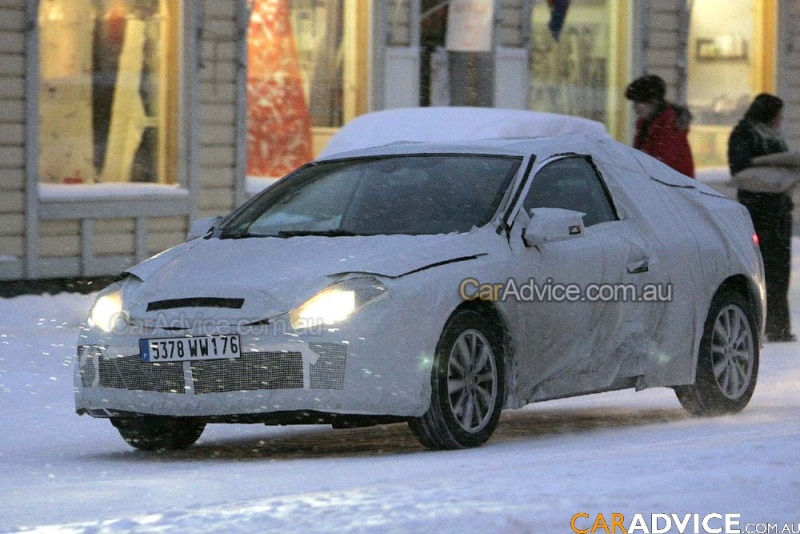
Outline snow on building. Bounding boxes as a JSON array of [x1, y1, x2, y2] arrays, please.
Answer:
[[1, 0, 799, 280]]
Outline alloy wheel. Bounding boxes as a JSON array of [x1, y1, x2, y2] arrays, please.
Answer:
[[447, 328, 498, 433], [711, 304, 755, 400]]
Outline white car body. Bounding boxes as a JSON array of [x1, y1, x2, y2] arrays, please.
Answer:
[[75, 110, 765, 450]]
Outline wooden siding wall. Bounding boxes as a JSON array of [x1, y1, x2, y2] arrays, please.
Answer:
[[643, 1, 686, 102], [198, 0, 240, 220], [0, 0, 26, 279], [36, 217, 188, 260], [782, 0, 800, 230], [783, 0, 800, 148]]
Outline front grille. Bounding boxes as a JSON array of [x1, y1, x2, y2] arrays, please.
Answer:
[[82, 343, 349, 395], [78, 346, 97, 388], [309, 342, 347, 390], [191, 351, 303, 394], [99, 354, 186, 393]]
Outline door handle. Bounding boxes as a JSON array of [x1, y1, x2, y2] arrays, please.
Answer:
[[627, 259, 649, 274]]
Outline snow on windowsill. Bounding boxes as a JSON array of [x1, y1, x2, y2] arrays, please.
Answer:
[[39, 183, 190, 202]]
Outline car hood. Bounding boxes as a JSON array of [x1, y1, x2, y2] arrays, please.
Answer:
[[124, 232, 490, 323]]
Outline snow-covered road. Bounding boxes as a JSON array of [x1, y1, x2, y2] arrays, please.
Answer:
[[1, 242, 799, 533]]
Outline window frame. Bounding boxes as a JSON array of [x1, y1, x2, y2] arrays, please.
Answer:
[[34, 0, 192, 213], [522, 154, 619, 228], [37, 0, 185, 189], [26, 0, 194, 279]]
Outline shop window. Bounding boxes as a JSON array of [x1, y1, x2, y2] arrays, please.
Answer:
[[38, 0, 181, 185], [687, 0, 772, 168], [386, 0, 413, 47], [247, 0, 368, 179], [528, 0, 628, 138], [385, 1, 498, 108]]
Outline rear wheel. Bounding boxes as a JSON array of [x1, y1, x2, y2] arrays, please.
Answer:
[[409, 310, 504, 449], [675, 288, 759, 415], [111, 416, 206, 451]]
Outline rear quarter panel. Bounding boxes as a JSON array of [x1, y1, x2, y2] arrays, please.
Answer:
[[592, 146, 764, 386]]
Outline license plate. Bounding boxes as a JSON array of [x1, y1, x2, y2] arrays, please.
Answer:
[[139, 335, 241, 362]]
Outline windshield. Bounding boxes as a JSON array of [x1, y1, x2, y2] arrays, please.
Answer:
[[221, 154, 522, 238]]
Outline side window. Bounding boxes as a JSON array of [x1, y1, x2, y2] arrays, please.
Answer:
[[523, 157, 616, 227]]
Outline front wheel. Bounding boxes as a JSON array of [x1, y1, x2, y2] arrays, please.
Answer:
[[409, 310, 505, 450], [675, 288, 759, 416], [111, 416, 206, 451]]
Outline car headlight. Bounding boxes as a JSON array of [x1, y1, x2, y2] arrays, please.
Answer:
[[88, 282, 127, 333], [290, 277, 388, 330]]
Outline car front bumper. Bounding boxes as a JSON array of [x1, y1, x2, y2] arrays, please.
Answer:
[[74, 314, 437, 420]]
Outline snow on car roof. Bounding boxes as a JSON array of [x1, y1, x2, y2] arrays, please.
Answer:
[[319, 107, 609, 158]]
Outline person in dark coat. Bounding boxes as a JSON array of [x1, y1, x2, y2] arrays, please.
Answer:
[[625, 75, 695, 178], [729, 93, 795, 342]]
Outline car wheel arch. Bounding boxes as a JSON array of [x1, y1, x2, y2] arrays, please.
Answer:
[[688, 275, 762, 380], [409, 301, 510, 449], [676, 278, 761, 416], [447, 300, 515, 409], [713, 274, 764, 343]]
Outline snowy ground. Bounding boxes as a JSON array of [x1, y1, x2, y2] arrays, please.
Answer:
[[1, 242, 799, 533]]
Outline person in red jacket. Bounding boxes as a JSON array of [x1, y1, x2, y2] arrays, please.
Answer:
[[625, 75, 695, 178]]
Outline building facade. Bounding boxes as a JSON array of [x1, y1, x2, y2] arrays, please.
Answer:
[[1, 0, 798, 281]]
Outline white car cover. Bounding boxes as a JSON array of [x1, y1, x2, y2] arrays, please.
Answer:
[[320, 107, 609, 158]]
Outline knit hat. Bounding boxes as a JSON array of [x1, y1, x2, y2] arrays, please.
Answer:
[[625, 75, 666, 103], [743, 93, 784, 125]]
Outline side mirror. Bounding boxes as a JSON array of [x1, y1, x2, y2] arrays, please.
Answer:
[[187, 215, 223, 241], [523, 208, 586, 247]]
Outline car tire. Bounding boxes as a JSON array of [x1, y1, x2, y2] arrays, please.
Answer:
[[111, 417, 206, 451], [675, 288, 759, 416], [409, 309, 505, 450]]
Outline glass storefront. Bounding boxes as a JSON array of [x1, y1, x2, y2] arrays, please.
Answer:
[[36, 1, 773, 185], [528, 0, 629, 138], [687, 0, 773, 168], [247, 0, 314, 179], [247, 0, 367, 178], [38, 0, 180, 184]]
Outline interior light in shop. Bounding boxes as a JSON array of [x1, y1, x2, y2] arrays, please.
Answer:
[[43, 1, 64, 22]]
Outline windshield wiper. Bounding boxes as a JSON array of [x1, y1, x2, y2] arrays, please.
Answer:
[[277, 229, 361, 238], [221, 229, 362, 239], [222, 232, 263, 240]]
